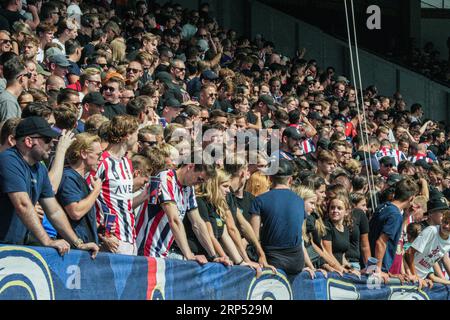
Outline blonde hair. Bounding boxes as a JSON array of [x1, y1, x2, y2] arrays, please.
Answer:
[[292, 185, 327, 239], [293, 185, 317, 243], [66, 133, 101, 165], [245, 171, 270, 196], [110, 38, 126, 63], [345, 159, 362, 176], [197, 169, 231, 221]]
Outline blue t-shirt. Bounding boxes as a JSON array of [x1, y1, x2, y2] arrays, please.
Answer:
[[56, 167, 98, 244], [76, 120, 85, 133], [368, 202, 403, 272], [0, 147, 54, 244], [249, 189, 304, 248]]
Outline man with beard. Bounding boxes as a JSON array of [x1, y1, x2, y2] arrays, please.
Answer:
[[125, 60, 143, 92], [271, 126, 306, 161], [0, 116, 99, 258]]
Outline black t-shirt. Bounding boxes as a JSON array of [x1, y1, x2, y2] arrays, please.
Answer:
[[346, 209, 370, 263], [0, 9, 25, 27], [0, 13, 10, 31], [306, 211, 323, 247], [233, 191, 255, 222], [102, 102, 126, 120], [184, 196, 225, 256], [323, 219, 350, 264]]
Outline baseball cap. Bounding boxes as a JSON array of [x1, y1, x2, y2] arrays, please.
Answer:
[[273, 159, 294, 177], [36, 64, 51, 77], [45, 47, 64, 58], [201, 70, 219, 81], [282, 127, 305, 140], [15, 117, 59, 139], [258, 94, 277, 111], [82, 92, 106, 106], [48, 54, 71, 68]]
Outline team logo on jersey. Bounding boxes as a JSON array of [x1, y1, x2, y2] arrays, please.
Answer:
[[0, 246, 55, 300], [247, 270, 292, 300]]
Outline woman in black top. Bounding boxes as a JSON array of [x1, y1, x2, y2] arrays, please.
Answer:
[[348, 193, 371, 269], [188, 169, 261, 271], [322, 195, 360, 276]]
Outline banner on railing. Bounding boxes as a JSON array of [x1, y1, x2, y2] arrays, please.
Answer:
[[0, 245, 449, 300]]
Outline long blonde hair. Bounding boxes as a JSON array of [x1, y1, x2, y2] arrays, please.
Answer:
[[292, 184, 327, 239], [293, 185, 317, 244], [245, 171, 270, 196], [197, 169, 231, 221]]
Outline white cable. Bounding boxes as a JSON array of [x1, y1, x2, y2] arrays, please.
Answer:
[[344, 0, 377, 210], [349, 0, 378, 208]]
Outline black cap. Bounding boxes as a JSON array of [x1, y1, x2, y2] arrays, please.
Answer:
[[427, 196, 449, 214], [282, 127, 305, 140], [15, 116, 59, 139], [273, 159, 294, 177], [258, 94, 277, 111], [415, 159, 431, 170], [82, 92, 106, 106]]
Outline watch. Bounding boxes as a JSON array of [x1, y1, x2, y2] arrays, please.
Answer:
[[73, 238, 84, 249]]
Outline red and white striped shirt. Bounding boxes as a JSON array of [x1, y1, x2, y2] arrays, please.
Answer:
[[408, 153, 433, 164], [135, 169, 197, 258], [94, 151, 136, 244]]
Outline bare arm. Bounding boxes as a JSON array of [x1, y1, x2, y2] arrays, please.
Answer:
[[162, 202, 196, 260], [25, 5, 40, 30], [40, 197, 80, 244], [250, 214, 261, 241], [48, 130, 75, 192], [360, 233, 371, 266], [205, 221, 227, 258], [220, 226, 243, 264], [8, 192, 54, 246], [224, 210, 254, 263], [187, 208, 216, 258], [236, 209, 270, 265], [64, 178, 101, 221]]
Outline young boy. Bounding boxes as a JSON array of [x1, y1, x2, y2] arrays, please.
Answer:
[[406, 210, 450, 287]]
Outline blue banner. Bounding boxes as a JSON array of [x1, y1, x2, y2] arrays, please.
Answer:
[[0, 245, 449, 300]]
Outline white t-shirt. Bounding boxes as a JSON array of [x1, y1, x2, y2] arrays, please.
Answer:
[[412, 225, 450, 279]]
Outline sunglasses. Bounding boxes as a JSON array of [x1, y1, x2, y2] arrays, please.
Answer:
[[103, 86, 116, 93], [127, 68, 142, 73], [140, 140, 157, 147], [30, 136, 53, 144], [209, 93, 218, 98], [0, 39, 12, 44]]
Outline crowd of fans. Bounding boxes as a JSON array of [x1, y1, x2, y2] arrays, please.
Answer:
[[0, 0, 450, 289]]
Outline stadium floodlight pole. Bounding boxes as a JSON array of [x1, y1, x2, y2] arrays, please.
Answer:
[[343, 0, 377, 210]]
